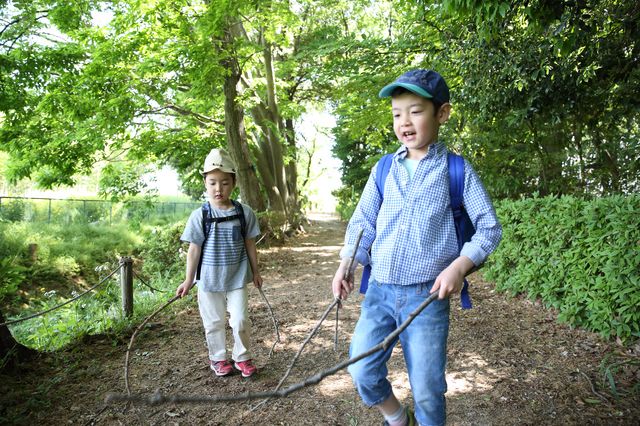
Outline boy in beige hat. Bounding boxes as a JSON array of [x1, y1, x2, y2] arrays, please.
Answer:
[[176, 148, 263, 378]]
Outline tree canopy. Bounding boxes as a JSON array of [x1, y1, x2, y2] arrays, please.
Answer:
[[1, 0, 638, 221]]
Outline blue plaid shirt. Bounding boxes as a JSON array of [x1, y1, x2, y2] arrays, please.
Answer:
[[340, 142, 502, 285]]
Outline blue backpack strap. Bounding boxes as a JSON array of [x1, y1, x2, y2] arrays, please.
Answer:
[[196, 202, 211, 280], [448, 152, 472, 309], [196, 200, 246, 281], [231, 200, 247, 240], [360, 154, 393, 294], [375, 153, 393, 197]]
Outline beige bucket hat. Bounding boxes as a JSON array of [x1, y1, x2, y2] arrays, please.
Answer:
[[202, 148, 236, 176]]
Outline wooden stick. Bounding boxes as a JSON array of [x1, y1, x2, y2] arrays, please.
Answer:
[[106, 292, 439, 407], [250, 297, 340, 411], [335, 228, 363, 351], [124, 295, 181, 396], [258, 287, 281, 357]]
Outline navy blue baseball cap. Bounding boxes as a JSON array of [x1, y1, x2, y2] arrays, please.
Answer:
[[379, 69, 450, 104]]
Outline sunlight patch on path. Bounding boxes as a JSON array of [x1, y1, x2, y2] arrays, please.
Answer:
[[446, 352, 506, 396], [306, 212, 340, 221], [317, 373, 354, 397]]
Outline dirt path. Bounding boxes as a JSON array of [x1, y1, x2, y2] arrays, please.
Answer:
[[1, 215, 638, 425]]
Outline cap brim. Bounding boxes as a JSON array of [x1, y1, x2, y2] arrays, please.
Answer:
[[378, 82, 434, 99], [202, 166, 236, 176]]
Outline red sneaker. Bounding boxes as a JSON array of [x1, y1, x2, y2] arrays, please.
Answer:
[[234, 359, 257, 377], [210, 360, 233, 377]]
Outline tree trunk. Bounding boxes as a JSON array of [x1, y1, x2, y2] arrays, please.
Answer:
[[221, 20, 266, 211], [0, 310, 36, 370]]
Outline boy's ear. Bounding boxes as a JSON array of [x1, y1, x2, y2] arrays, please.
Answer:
[[437, 103, 452, 124]]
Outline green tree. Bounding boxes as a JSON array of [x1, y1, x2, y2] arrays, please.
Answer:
[[1, 0, 374, 229], [328, 0, 639, 203]]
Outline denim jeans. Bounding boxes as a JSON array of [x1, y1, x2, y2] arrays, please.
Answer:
[[348, 279, 449, 426]]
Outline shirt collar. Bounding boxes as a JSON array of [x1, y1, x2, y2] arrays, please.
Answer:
[[394, 141, 446, 160]]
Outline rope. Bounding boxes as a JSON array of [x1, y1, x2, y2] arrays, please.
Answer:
[[0, 264, 123, 327], [132, 271, 169, 293], [105, 292, 439, 407]]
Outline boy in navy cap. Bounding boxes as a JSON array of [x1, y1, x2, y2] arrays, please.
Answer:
[[332, 69, 502, 425]]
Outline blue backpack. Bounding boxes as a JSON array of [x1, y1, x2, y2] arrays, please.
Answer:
[[196, 200, 246, 280], [359, 152, 476, 309]]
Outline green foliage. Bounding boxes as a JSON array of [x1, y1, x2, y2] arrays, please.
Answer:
[[0, 198, 26, 221], [0, 196, 200, 226], [0, 221, 141, 300], [599, 353, 640, 400], [325, 0, 640, 202], [139, 219, 188, 284], [98, 163, 156, 202], [333, 185, 359, 221], [0, 218, 188, 351], [0, 257, 26, 304], [484, 194, 640, 343]]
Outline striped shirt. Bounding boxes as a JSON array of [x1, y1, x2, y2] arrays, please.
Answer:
[[182, 202, 260, 292], [340, 142, 502, 285]]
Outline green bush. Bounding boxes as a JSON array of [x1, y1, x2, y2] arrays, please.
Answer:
[[0, 220, 184, 351], [0, 198, 26, 222], [334, 186, 359, 221], [139, 220, 188, 284], [484, 194, 640, 343], [0, 257, 26, 304]]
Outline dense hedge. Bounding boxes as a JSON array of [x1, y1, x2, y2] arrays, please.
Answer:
[[484, 194, 640, 342]]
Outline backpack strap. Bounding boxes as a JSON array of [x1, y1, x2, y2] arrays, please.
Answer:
[[374, 153, 394, 197], [359, 154, 393, 294], [231, 200, 247, 240], [196, 200, 247, 280], [447, 152, 472, 309]]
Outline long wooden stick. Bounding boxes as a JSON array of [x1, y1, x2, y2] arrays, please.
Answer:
[[335, 228, 363, 350], [106, 292, 439, 406], [258, 287, 280, 357], [124, 295, 181, 396]]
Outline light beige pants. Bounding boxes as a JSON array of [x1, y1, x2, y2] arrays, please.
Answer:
[[197, 286, 251, 362]]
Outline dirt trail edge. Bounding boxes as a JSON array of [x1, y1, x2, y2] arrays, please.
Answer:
[[1, 214, 638, 425]]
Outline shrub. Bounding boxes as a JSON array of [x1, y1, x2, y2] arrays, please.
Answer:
[[0, 198, 26, 222], [484, 194, 640, 343], [0, 257, 26, 304], [139, 220, 188, 284]]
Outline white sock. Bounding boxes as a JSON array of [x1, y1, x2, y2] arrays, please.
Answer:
[[384, 405, 408, 426]]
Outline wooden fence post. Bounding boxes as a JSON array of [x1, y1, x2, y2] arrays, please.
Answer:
[[119, 257, 134, 317]]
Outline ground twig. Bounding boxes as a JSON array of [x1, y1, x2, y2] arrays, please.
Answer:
[[124, 295, 181, 396], [105, 293, 439, 407], [258, 287, 281, 357]]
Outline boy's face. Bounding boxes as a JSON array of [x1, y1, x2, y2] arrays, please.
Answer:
[[391, 92, 450, 159], [203, 169, 236, 208]]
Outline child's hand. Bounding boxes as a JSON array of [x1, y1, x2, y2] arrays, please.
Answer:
[[176, 280, 193, 298], [431, 256, 474, 300], [332, 260, 354, 300], [431, 265, 464, 300], [253, 273, 263, 289]]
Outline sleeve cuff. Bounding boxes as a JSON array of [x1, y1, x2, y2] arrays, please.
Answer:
[[460, 242, 487, 266], [339, 245, 371, 266]]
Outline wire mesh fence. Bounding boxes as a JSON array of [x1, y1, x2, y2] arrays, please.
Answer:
[[0, 196, 201, 224]]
